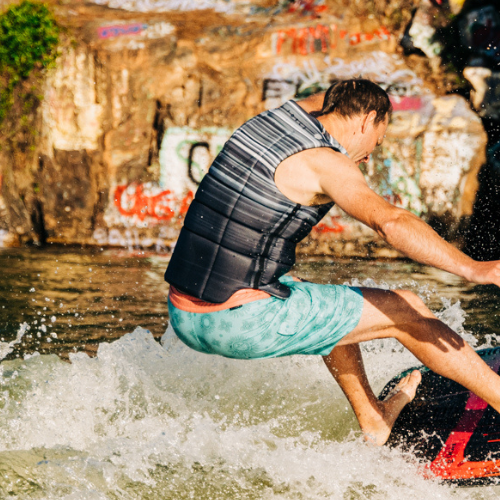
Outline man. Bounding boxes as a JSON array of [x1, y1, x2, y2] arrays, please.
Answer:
[[165, 79, 500, 445]]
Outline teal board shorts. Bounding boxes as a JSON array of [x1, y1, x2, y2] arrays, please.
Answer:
[[167, 276, 364, 359]]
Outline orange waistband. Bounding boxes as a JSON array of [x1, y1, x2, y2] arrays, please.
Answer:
[[168, 286, 271, 313]]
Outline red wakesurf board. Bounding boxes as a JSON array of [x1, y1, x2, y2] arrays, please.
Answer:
[[380, 347, 500, 484]]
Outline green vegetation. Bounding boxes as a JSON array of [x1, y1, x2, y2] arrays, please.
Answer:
[[0, 1, 59, 124]]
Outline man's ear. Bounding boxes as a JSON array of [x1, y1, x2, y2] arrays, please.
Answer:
[[361, 110, 377, 133]]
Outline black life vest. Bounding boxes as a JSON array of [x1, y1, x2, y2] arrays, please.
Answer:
[[165, 100, 349, 303]]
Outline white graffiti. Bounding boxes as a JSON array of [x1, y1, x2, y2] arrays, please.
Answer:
[[159, 126, 232, 194], [420, 131, 478, 215], [264, 52, 424, 109], [267, 59, 323, 92], [88, 0, 234, 13]]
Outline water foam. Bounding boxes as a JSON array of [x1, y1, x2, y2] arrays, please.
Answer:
[[0, 288, 499, 498], [0, 322, 29, 361]]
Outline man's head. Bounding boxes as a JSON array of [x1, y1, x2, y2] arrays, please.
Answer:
[[312, 79, 392, 124], [313, 79, 391, 165]]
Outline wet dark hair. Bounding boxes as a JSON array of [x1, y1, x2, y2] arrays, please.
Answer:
[[311, 79, 392, 124]]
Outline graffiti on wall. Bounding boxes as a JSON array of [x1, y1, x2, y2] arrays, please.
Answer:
[[287, 0, 328, 16], [104, 127, 231, 229], [107, 148, 424, 236], [113, 183, 193, 222], [104, 182, 193, 228], [340, 26, 391, 47], [390, 95, 423, 112], [271, 24, 392, 55], [388, 95, 436, 137], [98, 21, 175, 40], [313, 215, 347, 234], [262, 79, 298, 107], [159, 126, 232, 194], [98, 23, 146, 39], [369, 142, 425, 216], [272, 24, 331, 55], [250, 0, 328, 17], [263, 52, 423, 109], [421, 130, 478, 214]]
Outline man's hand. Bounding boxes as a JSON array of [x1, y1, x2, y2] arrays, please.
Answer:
[[466, 261, 500, 286]]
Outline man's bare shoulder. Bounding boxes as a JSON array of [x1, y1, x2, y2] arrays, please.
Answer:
[[280, 146, 353, 178], [275, 147, 353, 206], [300, 147, 358, 176], [295, 92, 325, 113]]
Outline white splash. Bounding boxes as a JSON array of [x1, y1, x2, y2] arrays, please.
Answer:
[[0, 289, 498, 498], [0, 322, 29, 361]]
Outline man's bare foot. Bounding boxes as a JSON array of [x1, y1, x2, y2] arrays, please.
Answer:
[[362, 370, 422, 446]]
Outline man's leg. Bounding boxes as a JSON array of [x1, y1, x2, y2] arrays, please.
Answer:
[[324, 287, 500, 445], [324, 343, 421, 445]]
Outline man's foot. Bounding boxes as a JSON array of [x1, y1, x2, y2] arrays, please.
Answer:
[[362, 370, 422, 446]]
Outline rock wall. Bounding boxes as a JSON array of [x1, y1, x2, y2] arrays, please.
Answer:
[[0, 0, 488, 257], [456, 1, 500, 260]]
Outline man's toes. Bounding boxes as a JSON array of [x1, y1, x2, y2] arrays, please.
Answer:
[[399, 370, 421, 399], [384, 370, 421, 402]]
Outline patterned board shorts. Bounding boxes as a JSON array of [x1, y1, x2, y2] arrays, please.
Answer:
[[167, 276, 364, 359]]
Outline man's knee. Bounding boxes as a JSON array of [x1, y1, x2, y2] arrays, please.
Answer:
[[389, 289, 448, 345], [393, 289, 430, 315], [362, 288, 431, 318]]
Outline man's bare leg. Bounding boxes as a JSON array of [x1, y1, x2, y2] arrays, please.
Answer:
[[323, 287, 500, 445], [324, 344, 421, 445]]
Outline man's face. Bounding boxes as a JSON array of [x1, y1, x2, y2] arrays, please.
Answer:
[[354, 114, 389, 166]]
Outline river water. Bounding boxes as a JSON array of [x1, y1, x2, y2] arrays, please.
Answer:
[[1, 247, 500, 499]]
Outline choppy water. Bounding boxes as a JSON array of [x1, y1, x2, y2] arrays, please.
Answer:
[[1, 247, 500, 499]]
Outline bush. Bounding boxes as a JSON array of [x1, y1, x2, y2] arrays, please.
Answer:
[[0, 1, 59, 123]]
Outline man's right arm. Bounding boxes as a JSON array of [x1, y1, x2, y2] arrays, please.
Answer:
[[315, 150, 500, 287]]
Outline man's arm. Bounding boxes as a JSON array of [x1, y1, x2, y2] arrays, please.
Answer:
[[315, 150, 500, 286]]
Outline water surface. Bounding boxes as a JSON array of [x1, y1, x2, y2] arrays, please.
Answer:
[[1, 247, 500, 499]]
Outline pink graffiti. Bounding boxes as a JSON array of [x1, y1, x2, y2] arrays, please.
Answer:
[[98, 23, 147, 39], [275, 24, 331, 55], [313, 215, 346, 234], [114, 184, 193, 221], [390, 96, 423, 112]]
